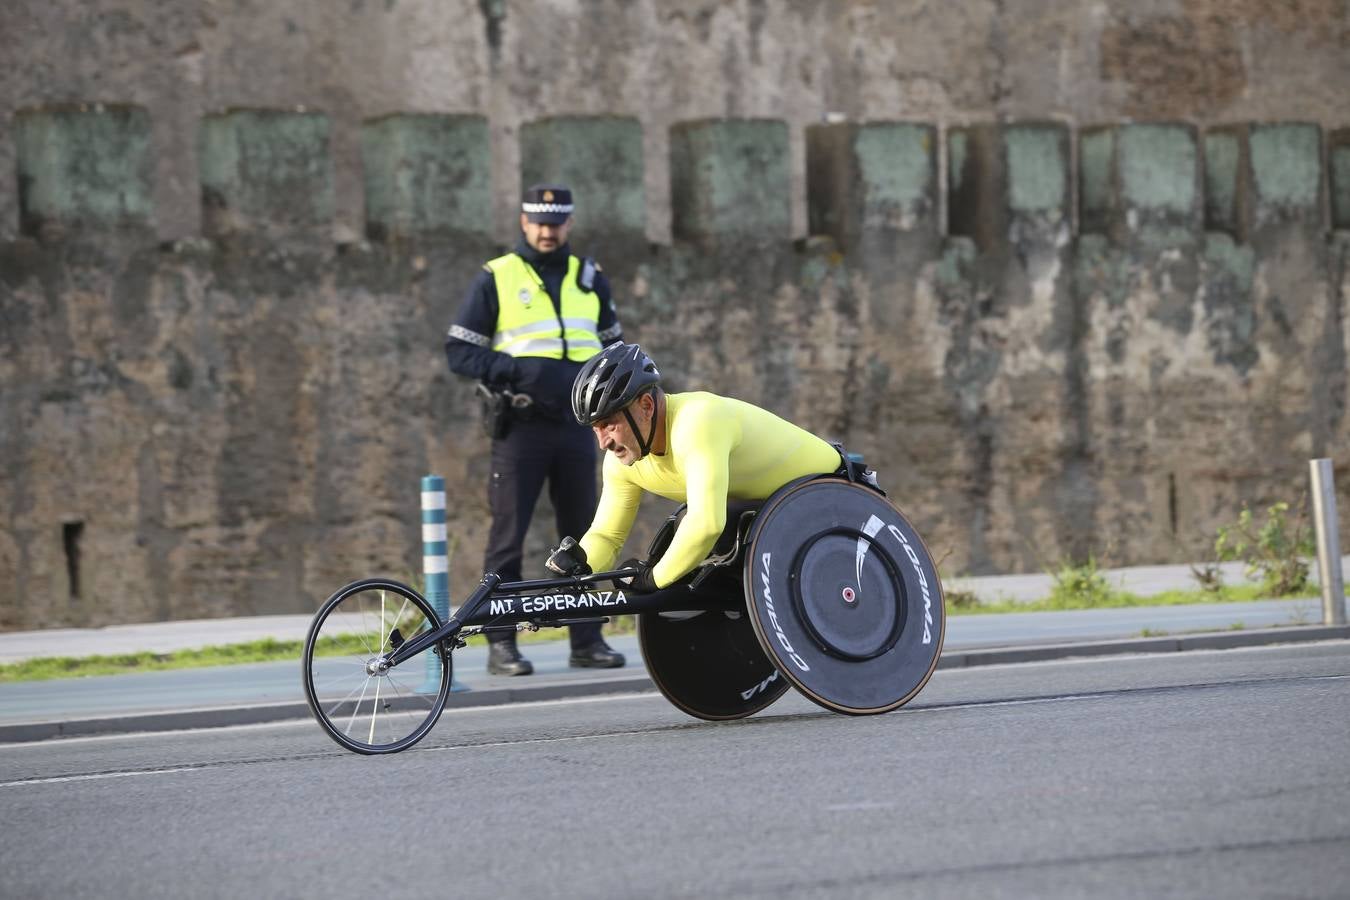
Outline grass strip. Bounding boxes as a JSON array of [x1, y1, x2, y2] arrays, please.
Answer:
[[0, 638, 309, 683], [945, 582, 1317, 615], [0, 616, 640, 683]]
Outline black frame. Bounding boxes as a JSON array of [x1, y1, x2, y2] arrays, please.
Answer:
[[383, 566, 740, 670]]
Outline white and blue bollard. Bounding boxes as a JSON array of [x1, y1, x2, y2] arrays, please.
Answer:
[[419, 475, 469, 693]]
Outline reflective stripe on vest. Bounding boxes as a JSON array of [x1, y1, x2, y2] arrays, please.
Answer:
[[487, 253, 602, 362]]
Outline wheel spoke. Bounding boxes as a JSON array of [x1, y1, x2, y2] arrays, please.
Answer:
[[368, 676, 383, 744], [379, 591, 389, 655], [310, 667, 370, 695], [358, 602, 378, 657], [381, 671, 432, 714], [343, 676, 373, 737], [393, 595, 413, 631]]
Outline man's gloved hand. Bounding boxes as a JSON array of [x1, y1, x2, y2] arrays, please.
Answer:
[[617, 558, 659, 593], [546, 537, 591, 577]]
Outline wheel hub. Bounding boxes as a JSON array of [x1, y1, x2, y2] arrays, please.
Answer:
[[365, 656, 391, 676], [791, 529, 904, 662]]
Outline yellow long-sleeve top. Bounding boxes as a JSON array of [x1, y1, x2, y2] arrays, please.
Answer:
[[579, 391, 842, 588]]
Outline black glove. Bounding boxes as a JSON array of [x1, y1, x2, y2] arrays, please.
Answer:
[[546, 537, 591, 577], [617, 558, 659, 593]]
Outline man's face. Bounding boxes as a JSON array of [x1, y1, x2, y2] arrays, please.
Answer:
[[521, 214, 573, 252], [592, 393, 654, 466]]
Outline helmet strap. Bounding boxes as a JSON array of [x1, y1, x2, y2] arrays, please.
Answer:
[[622, 394, 659, 459]]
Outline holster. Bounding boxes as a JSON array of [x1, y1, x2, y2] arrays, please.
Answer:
[[476, 383, 511, 439], [476, 383, 537, 439]]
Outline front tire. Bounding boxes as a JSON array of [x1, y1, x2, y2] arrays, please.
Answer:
[[302, 578, 451, 754]]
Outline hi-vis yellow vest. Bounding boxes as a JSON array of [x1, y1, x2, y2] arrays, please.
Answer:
[[486, 253, 602, 362]]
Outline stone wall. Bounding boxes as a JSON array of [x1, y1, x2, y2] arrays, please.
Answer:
[[2, 104, 1348, 629], [2, 1, 1350, 628]]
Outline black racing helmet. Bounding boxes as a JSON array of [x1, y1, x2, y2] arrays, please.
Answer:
[[572, 343, 662, 426]]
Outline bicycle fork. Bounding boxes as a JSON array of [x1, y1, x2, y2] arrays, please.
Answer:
[[383, 572, 503, 669]]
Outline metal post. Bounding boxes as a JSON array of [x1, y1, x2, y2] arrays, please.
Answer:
[[419, 475, 469, 693], [1309, 458, 1346, 626]]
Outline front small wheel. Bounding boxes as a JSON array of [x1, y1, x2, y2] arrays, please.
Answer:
[[302, 578, 451, 754]]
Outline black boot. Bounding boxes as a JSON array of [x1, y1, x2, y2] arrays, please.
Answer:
[[487, 640, 534, 676], [569, 639, 626, 669]]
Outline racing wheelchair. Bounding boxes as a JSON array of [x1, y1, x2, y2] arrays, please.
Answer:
[[302, 465, 946, 754]]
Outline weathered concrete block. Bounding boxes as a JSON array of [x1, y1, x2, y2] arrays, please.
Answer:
[[806, 122, 936, 252], [669, 119, 790, 243], [1078, 123, 1199, 244], [1249, 123, 1323, 230], [1121, 124, 1199, 226], [361, 114, 491, 240], [1005, 123, 1069, 219], [948, 122, 1067, 251], [199, 109, 333, 237], [14, 104, 154, 236], [519, 116, 644, 237], [1006, 122, 1070, 246], [1329, 128, 1350, 231], [1203, 126, 1251, 239]]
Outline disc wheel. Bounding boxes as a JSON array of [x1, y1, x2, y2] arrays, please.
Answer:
[[302, 578, 451, 754], [743, 478, 946, 715]]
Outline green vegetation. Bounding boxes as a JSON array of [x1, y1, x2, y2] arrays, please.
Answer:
[[945, 588, 982, 611], [1213, 500, 1316, 597], [1047, 557, 1119, 608]]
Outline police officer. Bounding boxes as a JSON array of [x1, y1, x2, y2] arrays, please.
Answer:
[[444, 184, 627, 676]]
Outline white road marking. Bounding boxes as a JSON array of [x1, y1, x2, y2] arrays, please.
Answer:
[[1, 767, 201, 788], [824, 801, 896, 812]]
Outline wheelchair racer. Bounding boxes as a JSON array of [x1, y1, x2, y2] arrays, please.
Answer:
[[546, 343, 844, 591]]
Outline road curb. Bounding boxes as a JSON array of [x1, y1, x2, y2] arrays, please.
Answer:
[[3, 625, 1347, 743]]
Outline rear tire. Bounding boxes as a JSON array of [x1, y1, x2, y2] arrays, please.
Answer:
[[639, 607, 789, 720]]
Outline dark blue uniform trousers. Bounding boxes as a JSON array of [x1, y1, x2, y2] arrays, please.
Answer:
[[484, 416, 602, 649]]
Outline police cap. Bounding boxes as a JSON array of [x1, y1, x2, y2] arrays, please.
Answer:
[[521, 183, 574, 224]]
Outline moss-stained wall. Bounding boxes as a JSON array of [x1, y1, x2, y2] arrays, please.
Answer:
[[2, 104, 1348, 628]]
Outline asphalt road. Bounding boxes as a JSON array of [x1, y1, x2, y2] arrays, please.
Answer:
[[2, 642, 1347, 899]]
